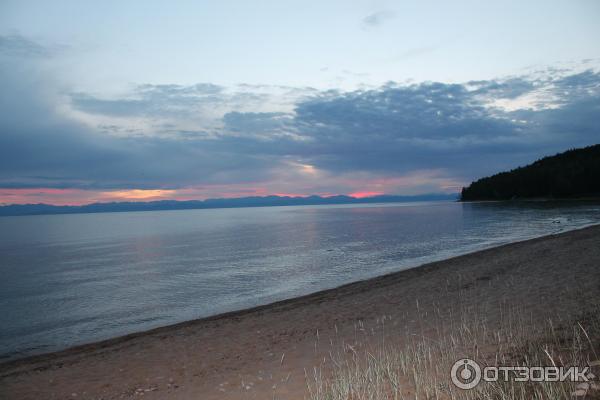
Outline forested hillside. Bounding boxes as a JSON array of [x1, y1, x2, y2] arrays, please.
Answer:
[[461, 144, 600, 201]]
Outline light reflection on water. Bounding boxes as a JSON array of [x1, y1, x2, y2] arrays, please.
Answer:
[[1, 200, 599, 361]]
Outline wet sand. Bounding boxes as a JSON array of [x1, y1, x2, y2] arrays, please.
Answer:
[[1, 225, 599, 400]]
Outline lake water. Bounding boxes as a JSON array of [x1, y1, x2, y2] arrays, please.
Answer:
[[1, 200, 599, 361]]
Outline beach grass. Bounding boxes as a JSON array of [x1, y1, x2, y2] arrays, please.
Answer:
[[305, 291, 600, 400]]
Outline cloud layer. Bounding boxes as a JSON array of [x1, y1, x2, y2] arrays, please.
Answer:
[[1, 35, 599, 203]]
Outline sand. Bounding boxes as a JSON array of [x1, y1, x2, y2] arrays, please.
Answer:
[[1, 225, 599, 400]]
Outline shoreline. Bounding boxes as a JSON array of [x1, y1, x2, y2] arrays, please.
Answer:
[[2, 224, 600, 399], [1, 223, 596, 370], [459, 196, 600, 202]]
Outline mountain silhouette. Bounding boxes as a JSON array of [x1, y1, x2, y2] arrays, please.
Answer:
[[0, 193, 458, 217]]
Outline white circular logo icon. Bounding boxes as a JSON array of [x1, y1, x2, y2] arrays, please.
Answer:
[[451, 358, 481, 389]]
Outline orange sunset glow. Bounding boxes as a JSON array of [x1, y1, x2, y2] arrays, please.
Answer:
[[0, 171, 464, 206], [100, 189, 177, 201]]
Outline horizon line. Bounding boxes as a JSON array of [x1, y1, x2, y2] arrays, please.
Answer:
[[0, 192, 459, 207]]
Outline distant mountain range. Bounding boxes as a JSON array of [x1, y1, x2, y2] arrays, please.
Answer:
[[461, 144, 600, 201], [0, 193, 458, 217]]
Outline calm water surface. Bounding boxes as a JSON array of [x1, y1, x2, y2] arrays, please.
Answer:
[[1, 201, 599, 361]]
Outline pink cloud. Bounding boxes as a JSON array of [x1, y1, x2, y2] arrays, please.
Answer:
[[348, 191, 385, 198]]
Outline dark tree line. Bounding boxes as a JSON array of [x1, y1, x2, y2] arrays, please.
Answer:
[[461, 144, 600, 201]]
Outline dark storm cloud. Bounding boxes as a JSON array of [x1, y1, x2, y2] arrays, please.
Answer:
[[0, 110, 275, 190], [509, 76, 600, 145], [223, 112, 295, 138], [0, 45, 275, 189], [217, 74, 600, 177], [1, 35, 599, 191]]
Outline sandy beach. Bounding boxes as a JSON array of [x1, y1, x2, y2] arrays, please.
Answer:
[[1, 225, 599, 400]]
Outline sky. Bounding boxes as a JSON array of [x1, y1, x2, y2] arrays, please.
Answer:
[[1, 0, 599, 205]]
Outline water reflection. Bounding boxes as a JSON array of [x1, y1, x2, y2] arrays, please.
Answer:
[[0, 200, 599, 360]]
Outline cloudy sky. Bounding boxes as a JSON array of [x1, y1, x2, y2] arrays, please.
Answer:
[[1, 0, 599, 205]]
